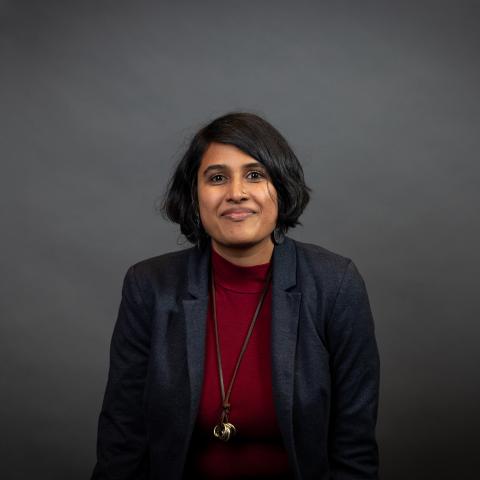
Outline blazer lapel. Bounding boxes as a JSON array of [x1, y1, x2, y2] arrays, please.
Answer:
[[270, 237, 302, 472], [182, 242, 211, 429]]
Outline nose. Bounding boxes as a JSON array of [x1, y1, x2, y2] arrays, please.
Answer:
[[227, 175, 248, 202]]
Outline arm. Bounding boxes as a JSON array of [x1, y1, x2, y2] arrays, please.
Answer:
[[327, 260, 380, 479], [91, 265, 151, 480]]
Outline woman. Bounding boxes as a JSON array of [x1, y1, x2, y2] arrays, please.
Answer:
[[91, 113, 380, 479]]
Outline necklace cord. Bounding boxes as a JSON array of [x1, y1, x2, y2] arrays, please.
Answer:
[[211, 263, 273, 424]]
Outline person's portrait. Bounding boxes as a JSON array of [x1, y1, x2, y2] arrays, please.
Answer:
[[2, 2, 479, 480], [90, 112, 380, 479]]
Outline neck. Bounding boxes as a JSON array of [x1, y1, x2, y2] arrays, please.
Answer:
[[211, 237, 274, 267]]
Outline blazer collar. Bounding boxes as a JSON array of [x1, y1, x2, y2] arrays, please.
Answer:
[[186, 236, 298, 298]]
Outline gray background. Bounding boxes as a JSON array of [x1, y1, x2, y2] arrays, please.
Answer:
[[1, 0, 479, 479]]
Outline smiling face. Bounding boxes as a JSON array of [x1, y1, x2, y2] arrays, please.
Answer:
[[197, 142, 278, 260]]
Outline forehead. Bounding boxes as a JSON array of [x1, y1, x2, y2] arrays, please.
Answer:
[[199, 142, 262, 169]]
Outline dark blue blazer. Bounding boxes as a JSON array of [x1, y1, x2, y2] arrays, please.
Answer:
[[92, 236, 380, 479]]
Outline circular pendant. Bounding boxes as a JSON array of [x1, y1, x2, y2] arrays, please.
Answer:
[[213, 422, 237, 441]]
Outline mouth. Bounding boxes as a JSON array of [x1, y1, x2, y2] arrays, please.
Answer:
[[222, 211, 256, 221]]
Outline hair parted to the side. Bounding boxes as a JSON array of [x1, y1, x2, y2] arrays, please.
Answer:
[[159, 112, 311, 248]]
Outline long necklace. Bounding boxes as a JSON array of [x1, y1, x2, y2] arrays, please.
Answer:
[[210, 263, 273, 441]]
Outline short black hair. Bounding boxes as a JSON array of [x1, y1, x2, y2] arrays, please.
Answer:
[[160, 112, 311, 247]]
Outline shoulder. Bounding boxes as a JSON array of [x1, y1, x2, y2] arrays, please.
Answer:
[[121, 246, 195, 301], [290, 237, 369, 307], [291, 237, 353, 281], [290, 238, 373, 331], [129, 247, 192, 276]]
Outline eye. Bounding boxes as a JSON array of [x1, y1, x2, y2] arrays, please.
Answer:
[[209, 174, 226, 183], [247, 170, 265, 180]]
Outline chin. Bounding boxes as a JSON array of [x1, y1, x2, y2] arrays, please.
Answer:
[[217, 232, 268, 249]]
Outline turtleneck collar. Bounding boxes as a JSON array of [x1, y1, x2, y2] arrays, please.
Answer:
[[210, 244, 272, 293]]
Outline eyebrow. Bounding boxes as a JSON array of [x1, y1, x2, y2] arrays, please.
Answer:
[[201, 162, 266, 177]]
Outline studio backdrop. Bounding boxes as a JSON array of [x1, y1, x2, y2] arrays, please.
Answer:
[[1, 1, 479, 479]]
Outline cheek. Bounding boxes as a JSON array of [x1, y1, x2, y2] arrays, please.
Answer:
[[264, 188, 278, 214], [197, 185, 210, 208], [197, 187, 220, 217], [259, 195, 278, 224]]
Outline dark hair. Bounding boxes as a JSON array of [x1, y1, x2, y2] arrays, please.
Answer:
[[160, 112, 311, 248]]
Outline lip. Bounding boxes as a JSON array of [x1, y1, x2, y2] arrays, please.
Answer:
[[221, 208, 256, 221]]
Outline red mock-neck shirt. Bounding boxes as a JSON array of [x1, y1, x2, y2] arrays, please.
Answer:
[[183, 246, 294, 479]]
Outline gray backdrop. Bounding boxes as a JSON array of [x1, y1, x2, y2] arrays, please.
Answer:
[[1, 1, 479, 479]]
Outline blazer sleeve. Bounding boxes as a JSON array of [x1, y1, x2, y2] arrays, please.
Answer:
[[91, 265, 151, 480], [326, 260, 380, 480]]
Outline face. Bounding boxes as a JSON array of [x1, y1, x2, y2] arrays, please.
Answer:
[[196, 142, 278, 252]]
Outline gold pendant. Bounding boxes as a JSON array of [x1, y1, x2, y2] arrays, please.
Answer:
[[213, 422, 237, 441]]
